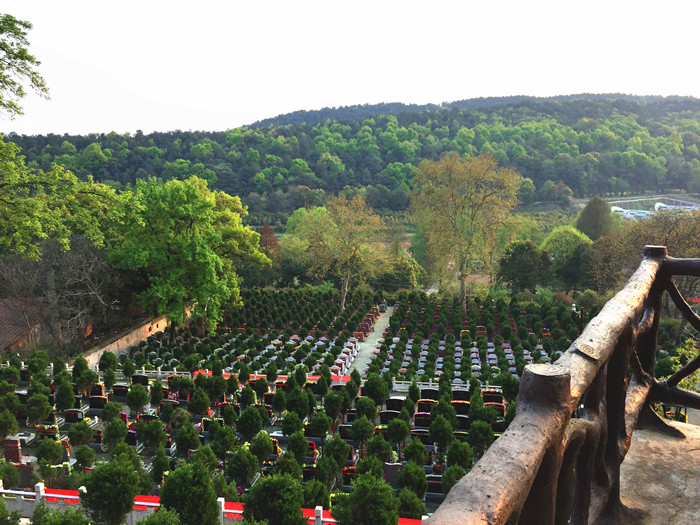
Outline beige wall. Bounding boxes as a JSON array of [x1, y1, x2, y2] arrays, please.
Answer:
[[83, 316, 170, 369]]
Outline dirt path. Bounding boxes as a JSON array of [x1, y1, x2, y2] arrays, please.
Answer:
[[348, 306, 395, 375]]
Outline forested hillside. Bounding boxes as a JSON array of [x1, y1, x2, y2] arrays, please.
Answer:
[[7, 95, 700, 228]]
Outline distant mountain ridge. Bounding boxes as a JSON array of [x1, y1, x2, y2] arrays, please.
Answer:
[[252, 93, 686, 127], [7, 94, 700, 229]]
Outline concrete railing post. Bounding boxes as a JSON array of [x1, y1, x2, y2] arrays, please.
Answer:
[[314, 505, 323, 525], [35, 482, 45, 502], [218, 496, 225, 524]]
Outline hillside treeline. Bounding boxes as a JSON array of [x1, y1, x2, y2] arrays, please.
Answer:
[[6, 96, 700, 228]]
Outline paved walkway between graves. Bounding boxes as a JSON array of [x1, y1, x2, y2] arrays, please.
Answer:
[[617, 419, 700, 524], [348, 306, 394, 375]]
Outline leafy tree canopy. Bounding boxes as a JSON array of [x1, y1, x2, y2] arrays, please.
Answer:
[[108, 176, 269, 331]]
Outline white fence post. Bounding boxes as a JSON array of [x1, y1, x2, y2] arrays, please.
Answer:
[[218, 496, 225, 524], [34, 482, 45, 502], [314, 505, 323, 525]]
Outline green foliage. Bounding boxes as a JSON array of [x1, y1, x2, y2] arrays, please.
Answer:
[[362, 373, 389, 407], [350, 415, 375, 449], [468, 420, 495, 457], [403, 438, 428, 465], [498, 240, 551, 291], [274, 451, 300, 479], [27, 350, 49, 375], [126, 384, 150, 413], [82, 457, 140, 525], [239, 385, 255, 409], [396, 460, 427, 499], [32, 504, 89, 525], [121, 359, 136, 380], [442, 464, 467, 494], [161, 462, 219, 525], [0, 410, 18, 441], [470, 389, 497, 423], [307, 411, 332, 437], [237, 406, 263, 442], [100, 401, 122, 423], [25, 393, 51, 425], [189, 445, 219, 473], [108, 177, 268, 330], [176, 420, 200, 454], [37, 438, 63, 465], [355, 397, 377, 421], [407, 380, 420, 404], [323, 436, 351, 467], [8, 96, 700, 240], [54, 380, 75, 412], [0, 496, 20, 524], [411, 153, 520, 312], [331, 472, 399, 525], [243, 474, 306, 525], [74, 445, 95, 470], [287, 431, 308, 465], [137, 419, 167, 451], [386, 418, 409, 452], [136, 508, 182, 525], [98, 352, 119, 372], [151, 444, 170, 485], [541, 226, 592, 266], [0, 14, 49, 118], [250, 430, 274, 465], [209, 421, 238, 461], [397, 487, 427, 519], [103, 419, 128, 451], [227, 447, 258, 484], [0, 460, 19, 489], [187, 387, 211, 415], [669, 339, 700, 392], [287, 195, 382, 311], [429, 414, 454, 459], [575, 196, 613, 241], [365, 434, 393, 463], [68, 420, 94, 447], [302, 479, 330, 510], [356, 455, 384, 478], [446, 440, 473, 469]]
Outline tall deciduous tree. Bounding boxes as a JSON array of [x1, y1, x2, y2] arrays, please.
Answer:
[[410, 154, 520, 313], [0, 14, 49, 118], [0, 137, 122, 260], [291, 195, 383, 311], [540, 225, 592, 266], [109, 176, 268, 335]]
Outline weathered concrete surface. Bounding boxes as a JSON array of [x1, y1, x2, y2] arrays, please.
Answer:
[[619, 419, 700, 524]]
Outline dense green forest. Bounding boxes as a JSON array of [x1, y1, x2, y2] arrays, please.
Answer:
[[7, 95, 700, 228]]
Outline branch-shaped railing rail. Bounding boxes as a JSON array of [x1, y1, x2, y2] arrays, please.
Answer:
[[427, 246, 700, 525]]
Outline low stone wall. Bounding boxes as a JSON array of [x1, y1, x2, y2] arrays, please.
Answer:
[[82, 316, 170, 369]]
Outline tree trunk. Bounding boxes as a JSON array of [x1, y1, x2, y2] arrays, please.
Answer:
[[339, 267, 351, 312], [459, 256, 468, 315], [168, 320, 178, 344]]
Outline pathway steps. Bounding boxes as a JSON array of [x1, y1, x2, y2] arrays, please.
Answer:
[[348, 306, 394, 375]]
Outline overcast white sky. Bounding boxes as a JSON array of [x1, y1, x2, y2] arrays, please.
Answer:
[[1, 0, 698, 135]]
